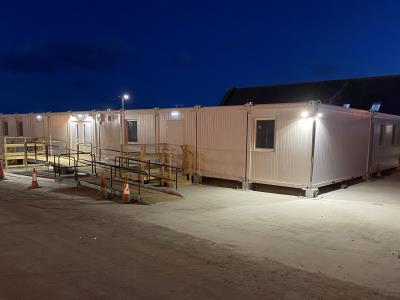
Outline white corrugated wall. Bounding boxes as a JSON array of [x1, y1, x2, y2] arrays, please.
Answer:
[[249, 104, 313, 188], [125, 110, 156, 145], [312, 105, 371, 188], [197, 106, 247, 181], [48, 114, 69, 143], [158, 108, 196, 148], [371, 113, 400, 172], [97, 111, 121, 150]]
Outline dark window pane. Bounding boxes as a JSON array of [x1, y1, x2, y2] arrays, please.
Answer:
[[255, 120, 275, 149], [17, 121, 23, 136], [2, 122, 8, 136], [127, 120, 138, 143]]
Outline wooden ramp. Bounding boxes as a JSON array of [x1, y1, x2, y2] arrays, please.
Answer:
[[8, 166, 182, 205], [79, 173, 182, 205]]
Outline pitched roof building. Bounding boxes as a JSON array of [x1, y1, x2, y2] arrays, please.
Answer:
[[220, 75, 400, 114]]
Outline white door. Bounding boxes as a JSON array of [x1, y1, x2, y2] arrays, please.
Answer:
[[70, 121, 79, 151], [82, 121, 92, 144], [70, 121, 92, 151]]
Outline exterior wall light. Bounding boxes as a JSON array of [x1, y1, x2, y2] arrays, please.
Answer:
[[301, 111, 309, 118], [36, 115, 43, 120], [171, 111, 180, 117], [170, 111, 181, 120]]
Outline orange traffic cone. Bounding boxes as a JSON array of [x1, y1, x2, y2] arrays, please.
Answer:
[[31, 168, 39, 188], [97, 173, 107, 199], [122, 176, 130, 203], [0, 162, 4, 180], [376, 163, 382, 177]]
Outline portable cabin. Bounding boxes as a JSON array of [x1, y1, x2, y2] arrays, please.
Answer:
[[1, 101, 399, 197]]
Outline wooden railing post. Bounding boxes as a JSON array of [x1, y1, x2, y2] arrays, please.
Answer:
[[161, 152, 165, 186], [168, 153, 172, 187]]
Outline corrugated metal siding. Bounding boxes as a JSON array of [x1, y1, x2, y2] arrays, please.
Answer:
[[3, 116, 17, 137], [312, 106, 370, 187], [158, 109, 196, 148], [97, 113, 121, 149], [249, 106, 312, 188], [371, 113, 400, 172], [49, 114, 69, 142], [125, 110, 155, 144], [32, 116, 46, 138], [197, 107, 247, 180]]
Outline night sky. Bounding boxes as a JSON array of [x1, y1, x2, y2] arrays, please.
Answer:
[[1, 0, 400, 113]]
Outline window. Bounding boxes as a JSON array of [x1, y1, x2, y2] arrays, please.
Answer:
[[126, 120, 138, 143], [255, 119, 275, 150], [2, 122, 8, 136], [17, 121, 24, 136], [379, 125, 385, 146]]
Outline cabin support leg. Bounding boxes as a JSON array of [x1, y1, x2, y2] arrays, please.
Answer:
[[241, 180, 252, 191], [193, 173, 202, 184], [304, 187, 318, 198]]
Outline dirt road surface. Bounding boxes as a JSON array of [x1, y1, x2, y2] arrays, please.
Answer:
[[0, 174, 398, 299]]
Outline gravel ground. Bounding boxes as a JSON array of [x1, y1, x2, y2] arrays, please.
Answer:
[[0, 173, 398, 299]]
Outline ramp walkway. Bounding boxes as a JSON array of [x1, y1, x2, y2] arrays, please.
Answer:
[[2, 139, 192, 204]]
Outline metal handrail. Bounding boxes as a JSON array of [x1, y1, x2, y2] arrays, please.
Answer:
[[75, 154, 147, 197], [56, 153, 78, 181]]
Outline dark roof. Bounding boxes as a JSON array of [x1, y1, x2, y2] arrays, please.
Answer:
[[220, 75, 400, 115]]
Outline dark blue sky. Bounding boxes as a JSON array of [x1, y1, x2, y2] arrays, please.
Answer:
[[1, 0, 400, 113]]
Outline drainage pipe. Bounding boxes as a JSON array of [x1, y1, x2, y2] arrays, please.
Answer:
[[308, 101, 320, 192]]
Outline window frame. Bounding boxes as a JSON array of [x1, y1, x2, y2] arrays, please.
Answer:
[[253, 118, 276, 152], [17, 120, 24, 137], [2, 121, 8, 136], [125, 119, 138, 144]]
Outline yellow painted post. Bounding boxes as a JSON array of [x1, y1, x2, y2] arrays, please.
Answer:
[[181, 145, 187, 175], [161, 152, 165, 186], [24, 138, 27, 167], [189, 151, 193, 181], [168, 153, 172, 188], [139, 144, 145, 183], [3, 137, 7, 169]]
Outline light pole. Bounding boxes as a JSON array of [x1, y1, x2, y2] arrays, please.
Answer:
[[120, 93, 129, 110]]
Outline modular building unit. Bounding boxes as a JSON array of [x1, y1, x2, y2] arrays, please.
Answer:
[[1, 102, 400, 196], [370, 113, 400, 172]]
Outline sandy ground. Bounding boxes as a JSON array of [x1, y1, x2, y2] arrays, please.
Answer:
[[135, 173, 400, 296], [0, 173, 399, 299]]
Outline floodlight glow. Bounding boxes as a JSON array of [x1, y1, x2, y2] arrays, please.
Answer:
[[77, 114, 83, 118], [171, 111, 180, 117], [123, 94, 129, 100], [301, 111, 309, 118], [317, 113, 323, 118], [36, 115, 43, 120]]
